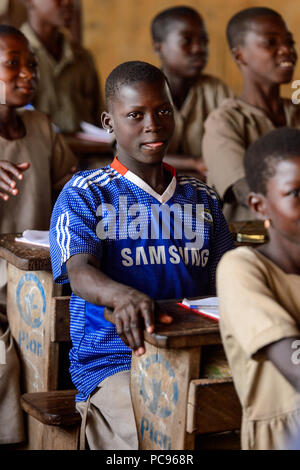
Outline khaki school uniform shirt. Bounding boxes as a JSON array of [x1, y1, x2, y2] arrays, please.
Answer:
[[0, 109, 76, 308], [203, 98, 300, 221], [167, 74, 233, 159], [217, 247, 300, 450], [21, 23, 103, 133]]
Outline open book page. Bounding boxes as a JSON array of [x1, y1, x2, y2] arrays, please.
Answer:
[[15, 230, 50, 248], [178, 297, 219, 321]]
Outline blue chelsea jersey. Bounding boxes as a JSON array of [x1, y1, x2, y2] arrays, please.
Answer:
[[50, 158, 234, 401]]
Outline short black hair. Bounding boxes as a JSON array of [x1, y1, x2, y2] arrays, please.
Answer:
[[151, 6, 203, 43], [244, 127, 300, 195], [105, 60, 168, 109], [0, 24, 27, 41], [226, 7, 283, 50]]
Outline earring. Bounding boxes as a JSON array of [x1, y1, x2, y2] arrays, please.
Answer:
[[106, 128, 110, 133], [264, 219, 271, 230]]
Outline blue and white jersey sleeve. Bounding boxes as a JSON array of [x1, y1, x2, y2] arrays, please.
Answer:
[[50, 179, 102, 284]]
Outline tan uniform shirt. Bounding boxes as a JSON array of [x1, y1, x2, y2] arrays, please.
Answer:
[[0, 109, 77, 307], [168, 74, 233, 159], [203, 98, 300, 221], [217, 247, 300, 450], [21, 23, 103, 133]]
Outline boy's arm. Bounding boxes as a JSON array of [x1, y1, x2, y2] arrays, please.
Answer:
[[263, 337, 300, 393], [202, 108, 245, 203], [66, 253, 172, 356]]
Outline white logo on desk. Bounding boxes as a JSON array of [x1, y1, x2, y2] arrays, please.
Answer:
[[16, 273, 46, 329], [138, 353, 178, 419]]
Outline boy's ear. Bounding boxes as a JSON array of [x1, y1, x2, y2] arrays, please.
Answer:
[[248, 192, 269, 220], [231, 46, 247, 67], [101, 111, 114, 133], [153, 41, 162, 58]]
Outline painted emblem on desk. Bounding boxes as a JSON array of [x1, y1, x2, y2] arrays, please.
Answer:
[[138, 353, 178, 418], [16, 273, 46, 329]]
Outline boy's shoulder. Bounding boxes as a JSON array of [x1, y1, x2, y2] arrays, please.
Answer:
[[177, 174, 220, 201], [196, 74, 232, 94], [218, 245, 268, 273], [197, 73, 228, 87], [204, 97, 255, 128], [17, 107, 53, 135], [62, 165, 119, 192]]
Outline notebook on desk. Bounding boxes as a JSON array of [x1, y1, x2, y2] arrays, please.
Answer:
[[177, 297, 219, 321], [15, 230, 50, 248]]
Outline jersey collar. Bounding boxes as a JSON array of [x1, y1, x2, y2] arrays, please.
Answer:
[[110, 157, 177, 204]]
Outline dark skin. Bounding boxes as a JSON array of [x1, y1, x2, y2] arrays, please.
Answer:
[[0, 161, 30, 200], [25, 0, 74, 62], [154, 14, 209, 178], [231, 15, 297, 206], [66, 79, 175, 356], [248, 156, 300, 392], [0, 33, 38, 199]]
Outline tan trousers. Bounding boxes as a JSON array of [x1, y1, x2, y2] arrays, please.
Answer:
[[76, 370, 139, 450]]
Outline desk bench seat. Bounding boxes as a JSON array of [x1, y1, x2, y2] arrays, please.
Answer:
[[20, 390, 81, 450]]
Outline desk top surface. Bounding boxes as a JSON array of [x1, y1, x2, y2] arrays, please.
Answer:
[[105, 299, 221, 349], [0, 233, 51, 271]]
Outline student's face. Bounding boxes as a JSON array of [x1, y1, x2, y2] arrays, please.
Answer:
[[237, 16, 297, 85], [104, 80, 175, 168], [0, 35, 38, 107], [155, 15, 209, 80], [264, 157, 300, 245], [30, 0, 73, 28]]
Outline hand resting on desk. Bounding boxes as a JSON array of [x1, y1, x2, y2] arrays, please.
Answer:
[[66, 253, 172, 356]]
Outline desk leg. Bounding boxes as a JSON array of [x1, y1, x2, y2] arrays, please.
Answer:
[[130, 342, 201, 450]]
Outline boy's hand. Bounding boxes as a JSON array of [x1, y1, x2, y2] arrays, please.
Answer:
[[113, 289, 172, 356], [0, 161, 30, 201]]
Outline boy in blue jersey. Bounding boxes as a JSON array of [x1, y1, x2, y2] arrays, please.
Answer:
[[50, 61, 234, 450]]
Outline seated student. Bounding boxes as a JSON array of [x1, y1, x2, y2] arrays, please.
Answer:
[[21, 0, 103, 133], [217, 127, 300, 450], [49, 60, 235, 450], [151, 6, 233, 177], [0, 160, 28, 446], [203, 7, 300, 221], [0, 0, 82, 44], [0, 24, 76, 311]]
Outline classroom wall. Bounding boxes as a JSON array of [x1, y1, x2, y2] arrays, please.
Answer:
[[82, 0, 300, 99]]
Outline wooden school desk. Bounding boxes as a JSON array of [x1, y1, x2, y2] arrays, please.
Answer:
[[104, 301, 242, 450]]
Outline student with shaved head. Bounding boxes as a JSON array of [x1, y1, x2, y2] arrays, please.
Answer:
[[203, 7, 300, 222]]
